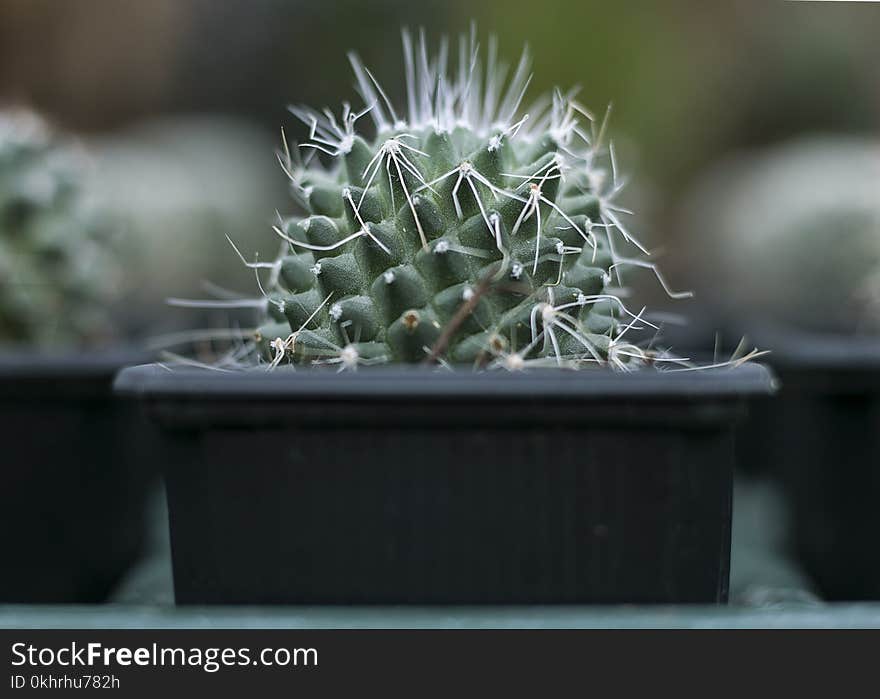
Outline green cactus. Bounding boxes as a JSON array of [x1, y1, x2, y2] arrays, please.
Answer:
[[212, 31, 690, 370], [0, 110, 117, 347]]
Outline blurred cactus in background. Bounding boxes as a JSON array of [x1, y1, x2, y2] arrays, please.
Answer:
[[682, 137, 880, 334], [0, 110, 118, 348], [196, 31, 692, 370]]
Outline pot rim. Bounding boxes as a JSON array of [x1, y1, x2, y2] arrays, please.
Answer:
[[0, 348, 151, 379], [0, 349, 153, 399], [114, 362, 776, 401]]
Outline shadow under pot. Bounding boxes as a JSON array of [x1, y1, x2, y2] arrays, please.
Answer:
[[0, 352, 157, 602], [115, 364, 774, 605]]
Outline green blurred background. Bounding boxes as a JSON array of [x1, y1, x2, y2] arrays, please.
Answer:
[[1, 0, 878, 334]]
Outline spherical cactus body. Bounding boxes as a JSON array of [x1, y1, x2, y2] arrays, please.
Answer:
[[234, 31, 688, 370]]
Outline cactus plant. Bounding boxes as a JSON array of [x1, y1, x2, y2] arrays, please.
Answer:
[[0, 109, 117, 347], [199, 31, 691, 370]]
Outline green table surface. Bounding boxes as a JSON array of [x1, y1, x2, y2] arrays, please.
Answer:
[[2, 603, 880, 629]]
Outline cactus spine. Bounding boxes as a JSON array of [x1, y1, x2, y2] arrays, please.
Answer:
[[225, 31, 690, 370]]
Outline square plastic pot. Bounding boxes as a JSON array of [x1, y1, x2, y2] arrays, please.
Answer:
[[115, 364, 774, 605], [0, 352, 157, 602]]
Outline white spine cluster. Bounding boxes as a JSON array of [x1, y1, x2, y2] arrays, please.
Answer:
[[179, 29, 750, 373]]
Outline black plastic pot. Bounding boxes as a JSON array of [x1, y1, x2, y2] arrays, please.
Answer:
[[115, 364, 774, 605], [0, 352, 157, 602]]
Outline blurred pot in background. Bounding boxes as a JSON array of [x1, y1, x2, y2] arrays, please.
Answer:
[[676, 137, 880, 600], [0, 109, 154, 602]]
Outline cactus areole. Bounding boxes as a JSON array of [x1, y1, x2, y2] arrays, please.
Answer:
[[220, 31, 693, 370]]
